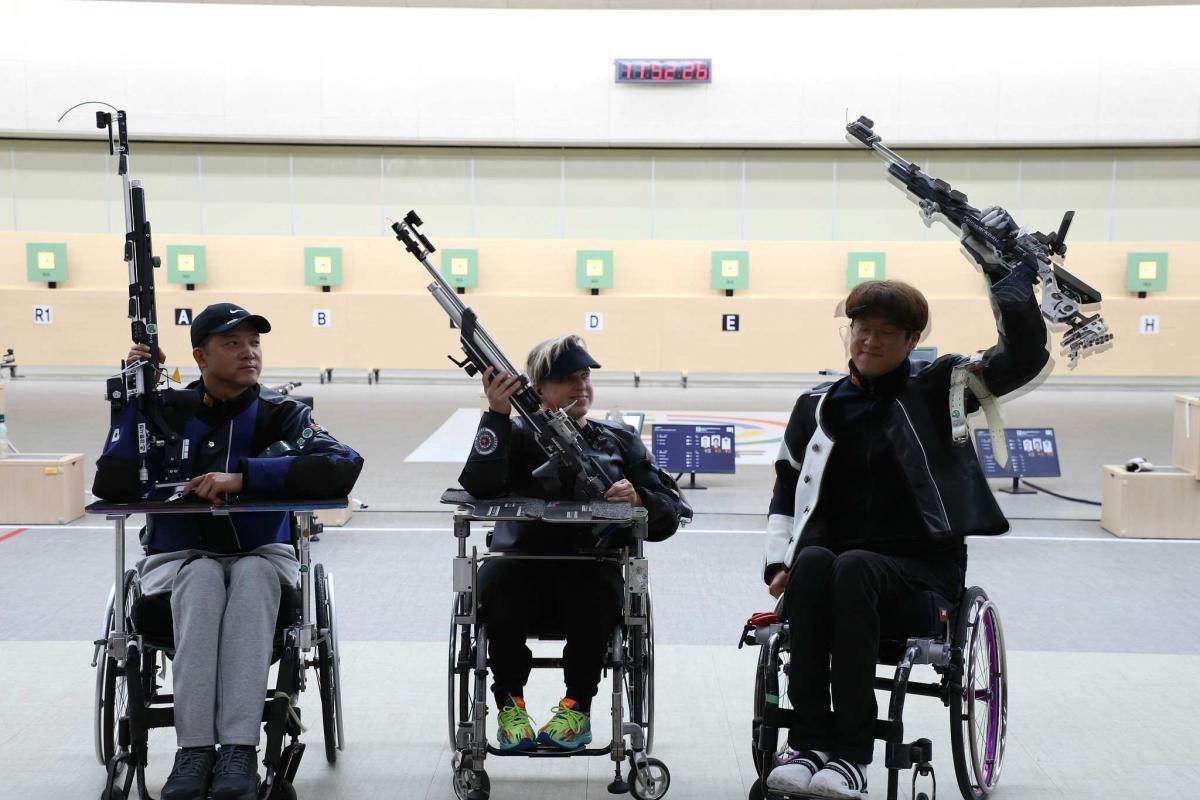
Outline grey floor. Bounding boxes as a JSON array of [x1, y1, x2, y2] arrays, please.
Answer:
[[2, 375, 1199, 799]]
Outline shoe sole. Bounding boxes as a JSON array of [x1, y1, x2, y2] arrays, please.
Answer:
[[536, 732, 593, 750]]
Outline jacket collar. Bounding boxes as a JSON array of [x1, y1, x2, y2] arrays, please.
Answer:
[[188, 379, 260, 424], [847, 358, 911, 397]]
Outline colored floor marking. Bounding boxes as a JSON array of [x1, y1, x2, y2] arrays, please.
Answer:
[[0, 527, 29, 543]]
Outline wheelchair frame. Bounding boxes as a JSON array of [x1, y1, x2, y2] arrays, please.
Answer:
[[745, 585, 1008, 800], [446, 505, 670, 800], [88, 501, 346, 800]]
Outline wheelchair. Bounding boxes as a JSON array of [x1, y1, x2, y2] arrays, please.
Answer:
[[443, 492, 669, 800], [743, 553, 1007, 800], [89, 503, 345, 800]]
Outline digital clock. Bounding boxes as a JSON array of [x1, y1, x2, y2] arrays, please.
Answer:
[[614, 58, 711, 84]]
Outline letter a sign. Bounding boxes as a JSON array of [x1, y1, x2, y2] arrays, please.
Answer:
[[175, 308, 193, 326]]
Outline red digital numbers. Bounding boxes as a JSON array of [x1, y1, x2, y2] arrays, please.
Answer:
[[616, 59, 710, 83]]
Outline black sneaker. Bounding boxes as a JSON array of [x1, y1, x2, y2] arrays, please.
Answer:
[[210, 745, 260, 800], [161, 746, 216, 800]]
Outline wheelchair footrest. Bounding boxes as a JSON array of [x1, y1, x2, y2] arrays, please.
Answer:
[[885, 737, 933, 771]]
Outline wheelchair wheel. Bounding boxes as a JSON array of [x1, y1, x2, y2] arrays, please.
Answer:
[[950, 587, 1008, 799], [452, 763, 490, 800], [447, 595, 475, 750], [750, 636, 788, 782], [626, 584, 655, 753], [314, 563, 344, 764], [627, 756, 671, 800], [95, 569, 136, 767]]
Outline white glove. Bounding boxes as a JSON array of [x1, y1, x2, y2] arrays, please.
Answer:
[[961, 206, 1021, 269]]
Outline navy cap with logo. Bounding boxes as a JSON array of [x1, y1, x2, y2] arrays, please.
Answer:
[[545, 345, 601, 381], [190, 303, 272, 348]]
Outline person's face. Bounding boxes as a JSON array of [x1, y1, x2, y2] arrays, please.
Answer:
[[848, 313, 920, 378], [193, 323, 263, 391], [538, 367, 594, 420]]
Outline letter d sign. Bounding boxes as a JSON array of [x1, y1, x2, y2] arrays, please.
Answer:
[[585, 312, 604, 332]]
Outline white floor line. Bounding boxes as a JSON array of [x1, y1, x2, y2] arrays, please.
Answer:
[[7, 524, 1199, 543]]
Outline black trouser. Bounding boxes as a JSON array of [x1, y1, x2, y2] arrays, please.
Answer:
[[478, 557, 623, 712], [783, 546, 963, 764]]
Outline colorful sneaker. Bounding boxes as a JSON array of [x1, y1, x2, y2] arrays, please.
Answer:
[[495, 696, 537, 751], [536, 698, 592, 750]]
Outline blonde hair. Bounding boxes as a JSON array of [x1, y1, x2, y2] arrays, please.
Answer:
[[526, 334, 589, 387]]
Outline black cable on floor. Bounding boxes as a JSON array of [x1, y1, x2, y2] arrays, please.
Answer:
[[1018, 480, 1102, 506]]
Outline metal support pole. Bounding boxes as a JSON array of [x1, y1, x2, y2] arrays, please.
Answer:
[[109, 514, 129, 664], [296, 511, 313, 651]]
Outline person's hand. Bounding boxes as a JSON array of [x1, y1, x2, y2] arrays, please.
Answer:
[[482, 367, 522, 415], [604, 478, 642, 507], [183, 472, 243, 504], [961, 206, 1021, 269], [126, 343, 166, 366], [768, 568, 790, 599]]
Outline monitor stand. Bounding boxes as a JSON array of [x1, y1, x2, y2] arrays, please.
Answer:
[[998, 476, 1036, 495], [675, 472, 708, 491]]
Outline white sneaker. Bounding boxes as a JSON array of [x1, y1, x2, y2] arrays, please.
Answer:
[[766, 749, 826, 793], [807, 759, 868, 799]]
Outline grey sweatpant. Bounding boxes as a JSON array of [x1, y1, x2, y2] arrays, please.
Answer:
[[171, 554, 283, 747]]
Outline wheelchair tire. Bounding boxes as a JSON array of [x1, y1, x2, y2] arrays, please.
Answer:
[[950, 587, 1008, 800], [447, 595, 475, 751], [314, 563, 343, 764], [95, 569, 137, 768], [627, 584, 655, 753], [627, 756, 670, 800], [750, 636, 788, 783]]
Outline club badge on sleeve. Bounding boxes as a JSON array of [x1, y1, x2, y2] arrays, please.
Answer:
[[474, 427, 499, 456]]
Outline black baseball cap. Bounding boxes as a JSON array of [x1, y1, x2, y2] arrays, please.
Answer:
[[190, 303, 272, 348], [545, 344, 601, 380]]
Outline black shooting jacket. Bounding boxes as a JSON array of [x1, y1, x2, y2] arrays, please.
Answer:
[[764, 270, 1050, 582], [458, 410, 685, 554]]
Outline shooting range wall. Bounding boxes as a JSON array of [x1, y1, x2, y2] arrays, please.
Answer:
[[2, 231, 1197, 377]]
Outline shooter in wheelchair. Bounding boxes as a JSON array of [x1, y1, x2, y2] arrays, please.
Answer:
[[447, 335, 688, 799], [388, 211, 689, 799], [747, 210, 1052, 800], [91, 304, 363, 800]]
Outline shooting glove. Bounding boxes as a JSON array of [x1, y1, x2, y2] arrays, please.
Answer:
[[960, 206, 1020, 269]]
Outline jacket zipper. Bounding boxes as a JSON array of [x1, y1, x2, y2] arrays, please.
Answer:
[[224, 420, 242, 550], [894, 398, 951, 531]]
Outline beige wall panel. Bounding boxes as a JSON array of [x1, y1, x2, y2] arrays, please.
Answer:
[[291, 148, 381, 238], [2, 232, 1197, 377], [563, 151, 652, 241], [12, 141, 110, 233], [198, 146, 291, 236], [743, 152, 833, 240], [134, 145, 203, 236], [1019, 150, 1114, 242], [834, 153, 928, 242], [1113, 150, 1200, 241], [473, 151, 561, 239], [0, 145, 13, 232], [653, 152, 742, 241], [382, 148, 472, 238], [924, 150, 1021, 226]]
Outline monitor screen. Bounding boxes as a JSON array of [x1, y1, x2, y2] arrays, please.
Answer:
[[974, 428, 1061, 478], [911, 346, 938, 363], [651, 424, 737, 474]]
